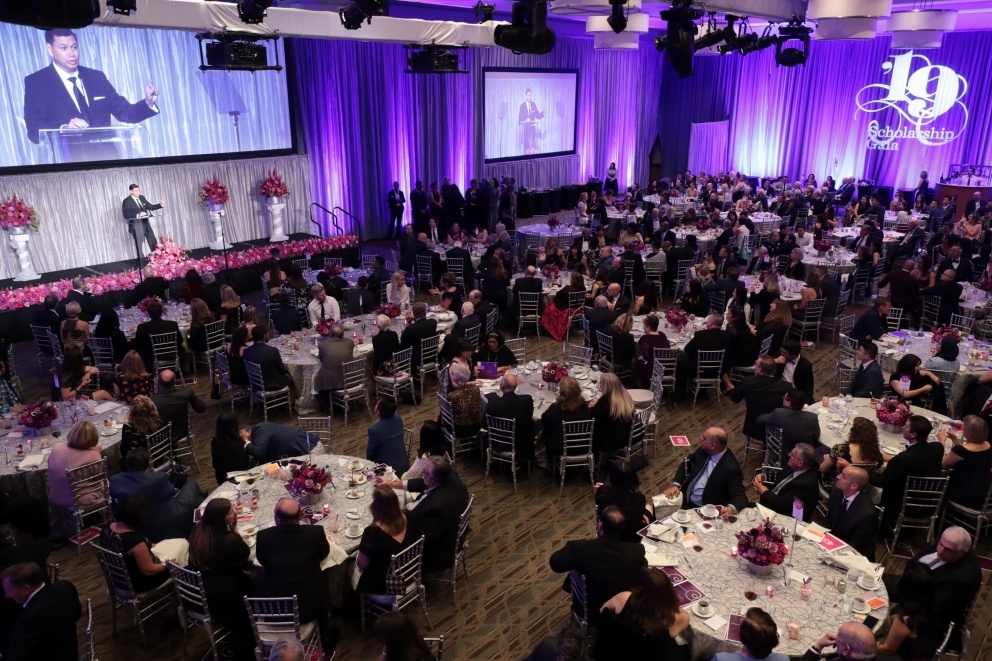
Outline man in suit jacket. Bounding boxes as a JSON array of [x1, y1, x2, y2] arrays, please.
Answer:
[[121, 184, 165, 263], [938, 245, 974, 283], [803, 622, 877, 661], [410, 181, 429, 233], [512, 266, 544, 321], [775, 341, 814, 405], [753, 443, 820, 522], [32, 294, 61, 337], [815, 266, 841, 318], [132, 298, 184, 373], [243, 326, 295, 394], [836, 178, 857, 206], [663, 427, 749, 513], [469, 290, 494, 329], [850, 298, 891, 343], [59, 277, 97, 322], [445, 242, 475, 291], [386, 181, 406, 239], [130, 266, 169, 307], [344, 277, 378, 317], [605, 283, 631, 315], [312, 324, 354, 408], [199, 271, 222, 311], [963, 191, 986, 218], [549, 506, 646, 627], [728, 356, 791, 441], [887, 220, 926, 267], [585, 296, 619, 353], [256, 498, 333, 646], [484, 374, 535, 463], [245, 422, 320, 464], [959, 373, 992, 429], [921, 269, 964, 326], [400, 303, 439, 370], [745, 247, 774, 275], [879, 260, 922, 326], [386, 456, 469, 573], [757, 388, 821, 465], [842, 341, 885, 398], [827, 466, 878, 561], [0, 562, 80, 661], [683, 314, 730, 373], [870, 415, 943, 533], [151, 370, 205, 454], [109, 449, 205, 541]]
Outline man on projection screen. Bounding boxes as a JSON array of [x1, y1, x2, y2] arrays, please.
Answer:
[[518, 88, 545, 155], [23, 28, 160, 161]]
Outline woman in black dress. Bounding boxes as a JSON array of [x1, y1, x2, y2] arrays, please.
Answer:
[[595, 568, 691, 661], [431, 273, 463, 319], [187, 298, 215, 354], [356, 486, 419, 594], [889, 354, 945, 413], [721, 304, 759, 392], [938, 415, 992, 509], [210, 412, 254, 485], [372, 314, 400, 373], [677, 280, 710, 318], [93, 308, 130, 363], [605, 313, 637, 370], [589, 373, 635, 455], [226, 326, 250, 387], [473, 331, 517, 377], [540, 377, 593, 464], [218, 285, 243, 335], [754, 298, 792, 356], [99, 495, 170, 593]]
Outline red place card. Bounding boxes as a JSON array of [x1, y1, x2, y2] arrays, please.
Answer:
[[670, 435, 690, 446], [70, 526, 101, 547]]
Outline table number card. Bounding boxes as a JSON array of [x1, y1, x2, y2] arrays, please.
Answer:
[[726, 614, 744, 642], [670, 435, 691, 446]]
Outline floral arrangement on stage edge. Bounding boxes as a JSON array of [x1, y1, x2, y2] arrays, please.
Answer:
[[695, 219, 710, 231], [542, 361, 569, 384], [284, 462, 331, 497], [0, 196, 40, 232], [377, 302, 402, 318], [19, 400, 58, 430], [199, 177, 230, 207], [324, 263, 344, 277], [147, 237, 190, 276], [814, 239, 833, 253], [735, 521, 789, 567], [876, 398, 911, 428], [259, 170, 290, 199], [541, 263, 560, 280], [932, 326, 962, 344], [315, 319, 334, 337], [665, 308, 690, 329], [547, 216, 560, 232], [137, 296, 163, 314]]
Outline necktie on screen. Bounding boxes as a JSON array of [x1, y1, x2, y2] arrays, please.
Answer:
[[967, 175, 972, 185], [68, 76, 91, 123]]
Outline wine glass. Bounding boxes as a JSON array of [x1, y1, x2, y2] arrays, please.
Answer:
[[244, 473, 256, 488]]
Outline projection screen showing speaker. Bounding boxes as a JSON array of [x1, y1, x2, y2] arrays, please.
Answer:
[[483, 68, 578, 163]]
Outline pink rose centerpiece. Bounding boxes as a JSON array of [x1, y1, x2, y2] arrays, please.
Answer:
[[547, 216, 560, 232], [378, 302, 402, 318], [259, 169, 290, 200], [695, 219, 710, 231], [876, 398, 910, 432], [284, 462, 331, 505], [735, 520, 789, 574], [315, 319, 334, 337], [137, 296, 163, 314], [932, 326, 962, 344], [665, 308, 689, 330], [541, 263, 560, 280], [147, 237, 190, 280], [199, 177, 230, 208], [0, 195, 40, 232], [19, 400, 58, 433], [542, 361, 569, 387], [324, 263, 343, 277], [814, 239, 832, 255]]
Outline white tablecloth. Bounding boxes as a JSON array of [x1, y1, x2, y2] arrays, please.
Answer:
[[807, 397, 953, 454]]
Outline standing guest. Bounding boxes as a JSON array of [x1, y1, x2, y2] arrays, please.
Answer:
[[664, 427, 748, 513], [356, 486, 419, 594], [447, 362, 483, 439], [386, 271, 411, 307], [633, 314, 670, 388], [243, 327, 296, 400], [372, 314, 400, 373], [714, 608, 788, 661], [187, 499, 255, 661], [112, 350, 151, 403], [594, 459, 654, 542], [880, 260, 922, 327], [200, 271, 222, 312], [98, 495, 171, 592], [541, 376, 594, 466], [93, 308, 130, 363], [937, 415, 992, 509], [483, 373, 535, 464], [307, 284, 340, 328], [819, 416, 884, 488], [827, 466, 878, 561], [595, 567, 691, 661], [217, 284, 243, 335], [387, 181, 406, 238], [181, 269, 203, 304], [875, 564, 940, 660], [152, 370, 206, 463], [210, 412, 255, 485], [367, 397, 410, 475], [920, 270, 963, 328], [133, 298, 185, 373], [119, 395, 161, 472], [0, 562, 81, 661], [33, 293, 61, 337], [314, 324, 354, 411], [752, 444, 821, 522], [47, 421, 105, 516], [870, 416, 943, 534], [589, 373, 635, 455], [187, 298, 215, 355], [375, 612, 437, 661]]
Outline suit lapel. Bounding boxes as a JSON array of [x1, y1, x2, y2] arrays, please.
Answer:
[[47, 64, 79, 120]]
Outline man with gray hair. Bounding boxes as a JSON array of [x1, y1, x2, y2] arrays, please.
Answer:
[[444, 301, 480, 361], [586, 294, 619, 353], [752, 442, 820, 522], [313, 322, 353, 410], [199, 270, 222, 311], [468, 289, 493, 326], [59, 275, 96, 321], [130, 265, 169, 307], [511, 264, 543, 322], [803, 621, 876, 660], [683, 313, 729, 380], [483, 372, 535, 463], [269, 638, 304, 661]]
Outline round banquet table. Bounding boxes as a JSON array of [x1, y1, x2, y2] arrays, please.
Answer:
[[643, 510, 889, 659], [829, 227, 905, 247], [432, 245, 486, 270], [801, 250, 857, 275], [959, 285, 990, 316], [120, 302, 191, 339], [0, 400, 128, 505], [740, 275, 804, 302], [807, 397, 953, 455], [673, 228, 720, 252], [304, 267, 369, 287], [517, 224, 584, 241], [479, 361, 602, 422]]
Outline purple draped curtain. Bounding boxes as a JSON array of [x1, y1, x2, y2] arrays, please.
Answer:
[[688, 121, 730, 175]]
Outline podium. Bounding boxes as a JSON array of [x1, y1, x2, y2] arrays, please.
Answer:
[[933, 183, 992, 222], [39, 125, 147, 164]]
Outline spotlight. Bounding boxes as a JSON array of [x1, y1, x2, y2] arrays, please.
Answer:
[[607, 0, 627, 34], [774, 16, 812, 67], [339, 0, 386, 30], [739, 33, 776, 55], [237, 0, 272, 25], [660, 0, 703, 78], [474, 2, 495, 23], [494, 1, 556, 55], [718, 31, 755, 55], [107, 0, 136, 15]]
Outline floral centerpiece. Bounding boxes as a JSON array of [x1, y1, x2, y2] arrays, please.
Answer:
[[284, 462, 331, 505], [324, 263, 343, 277], [627, 240, 645, 254], [932, 326, 962, 344], [695, 219, 710, 231], [315, 319, 334, 337], [542, 361, 569, 386], [259, 169, 290, 200], [814, 239, 833, 255], [0, 195, 40, 232], [876, 398, 911, 432], [19, 400, 58, 432], [147, 237, 190, 279], [547, 216, 559, 232], [665, 308, 689, 329], [736, 521, 789, 573], [199, 176, 229, 208], [138, 296, 163, 314], [541, 263, 560, 280], [378, 302, 402, 318]]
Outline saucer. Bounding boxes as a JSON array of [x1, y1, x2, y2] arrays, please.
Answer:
[[857, 576, 880, 591], [344, 529, 363, 539], [852, 602, 871, 614], [672, 512, 691, 524], [354, 474, 368, 484], [691, 602, 714, 617], [700, 506, 718, 518], [345, 491, 362, 499], [100, 429, 116, 437], [346, 511, 361, 520]]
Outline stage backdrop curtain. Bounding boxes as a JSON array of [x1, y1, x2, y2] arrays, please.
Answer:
[[292, 35, 664, 239], [688, 121, 730, 176], [0, 154, 313, 279]]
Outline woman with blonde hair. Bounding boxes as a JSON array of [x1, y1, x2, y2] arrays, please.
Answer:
[[372, 314, 400, 372], [60, 301, 90, 339], [607, 313, 637, 369], [577, 191, 589, 224], [218, 284, 242, 334], [113, 349, 151, 403], [187, 298, 215, 354], [119, 395, 162, 471], [386, 270, 411, 307], [47, 421, 105, 511], [590, 373, 635, 455], [819, 416, 884, 487], [355, 486, 419, 593]]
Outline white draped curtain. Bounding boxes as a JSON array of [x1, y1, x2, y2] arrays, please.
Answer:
[[687, 121, 730, 176]]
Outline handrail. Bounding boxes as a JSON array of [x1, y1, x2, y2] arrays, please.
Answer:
[[308, 202, 333, 237], [332, 207, 358, 236]]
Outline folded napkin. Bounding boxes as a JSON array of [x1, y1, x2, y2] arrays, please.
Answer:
[[320, 541, 349, 570], [646, 552, 679, 567], [645, 524, 677, 543], [652, 492, 682, 522], [152, 538, 190, 567], [756, 503, 778, 522], [94, 402, 119, 415], [822, 551, 879, 577], [16, 454, 44, 471], [704, 615, 728, 631]]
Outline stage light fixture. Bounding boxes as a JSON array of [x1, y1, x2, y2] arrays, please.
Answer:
[[107, 0, 136, 15], [739, 33, 776, 55], [474, 2, 495, 23], [774, 16, 812, 67], [494, 0, 556, 55], [339, 0, 386, 30], [660, 0, 703, 78], [607, 0, 627, 34], [237, 0, 272, 25]]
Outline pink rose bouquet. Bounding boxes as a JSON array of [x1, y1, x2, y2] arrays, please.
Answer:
[[199, 177, 229, 207], [377, 302, 401, 318], [19, 400, 58, 430], [665, 308, 689, 329], [284, 462, 330, 497], [541, 361, 569, 384], [260, 170, 290, 199], [736, 521, 789, 567], [0, 195, 39, 232], [876, 398, 910, 427]]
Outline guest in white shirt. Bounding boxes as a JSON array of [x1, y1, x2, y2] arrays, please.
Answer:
[[306, 284, 340, 327], [576, 192, 589, 225], [794, 225, 813, 254], [954, 167, 985, 186], [386, 271, 411, 307]]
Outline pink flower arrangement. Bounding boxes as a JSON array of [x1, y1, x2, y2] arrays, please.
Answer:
[[932, 326, 962, 344], [137, 296, 162, 314], [259, 169, 290, 199], [199, 177, 229, 207], [876, 398, 911, 427], [736, 521, 789, 567], [695, 220, 710, 231], [628, 240, 644, 253], [547, 216, 560, 231], [324, 263, 343, 277], [146, 236, 191, 280], [541, 263, 560, 280], [377, 302, 402, 318], [315, 319, 334, 337], [284, 462, 330, 497], [814, 239, 833, 252], [665, 308, 689, 329], [0, 195, 40, 232], [542, 361, 569, 384], [19, 400, 58, 430]]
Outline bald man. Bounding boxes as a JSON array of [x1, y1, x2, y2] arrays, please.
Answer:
[[803, 621, 876, 660], [484, 373, 535, 463], [827, 466, 878, 561]]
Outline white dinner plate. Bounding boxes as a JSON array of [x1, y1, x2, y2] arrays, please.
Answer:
[[345, 512, 361, 520], [100, 429, 116, 437], [345, 491, 363, 499]]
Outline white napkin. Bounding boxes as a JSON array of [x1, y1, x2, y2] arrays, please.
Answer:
[[152, 538, 190, 567], [652, 492, 682, 521], [645, 525, 677, 543], [823, 551, 879, 577], [756, 503, 778, 522], [320, 540, 349, 570], [16, 455, 44, 471], [704, 614, 728, 631], [646, 552, 679, 567], [94, 402, 119, 415]]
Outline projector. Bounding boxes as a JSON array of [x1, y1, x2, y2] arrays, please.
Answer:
[[405, 45, 468, 74], [196, 32, 283, 72]]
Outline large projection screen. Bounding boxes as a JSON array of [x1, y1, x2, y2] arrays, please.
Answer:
[[483, 68, 578, 163]]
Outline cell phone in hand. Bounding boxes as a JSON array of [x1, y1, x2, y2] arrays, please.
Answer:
[[862, 615, 879, 629]]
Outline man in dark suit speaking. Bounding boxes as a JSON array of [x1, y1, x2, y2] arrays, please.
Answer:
[[518, 88, 545, 155], [122, 184, 165, 266], [23, 29, 160, 159]]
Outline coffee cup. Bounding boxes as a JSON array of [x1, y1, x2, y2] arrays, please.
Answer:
[[861, 573, 878, 589], [852, 597, 868, 612], [697, 598, 711, 615], [348, 523, 360, 536], [701, 505, 718, 518]]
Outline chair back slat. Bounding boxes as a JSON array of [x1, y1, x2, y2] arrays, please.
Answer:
[[562, 419, 594, 457], [485, 415, 516, 456], [146, 423, 174, 472], [505, 338, 527, 365], [565, 343, 592, 367], [385, 536, 426, 597]]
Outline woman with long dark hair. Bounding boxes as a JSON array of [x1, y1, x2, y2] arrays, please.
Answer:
[[93, 308, 130, 363], [754, 298, 792, 356], [677, 280, 710, 317], [355, 486, 419, 594], [594, 459, 654, 542], [595, 567, 691, 660], [188, 298, 215, 353], [819, 417, 884, 488], [210, 412, 254, 485], [113, 350, 151, 404], [226, 326, 250, 387], [181, 269, 203, 304], [890, 354, 944, 412]]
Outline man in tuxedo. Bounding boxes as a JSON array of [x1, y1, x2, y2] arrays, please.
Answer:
[[23, 29, 160, 156], [752, 444, 820, 522], [815, 266, 841, 319], [605, 283, 630, 315], [59, 276, 97, 322], [410, 180, 429, 233], [344, 276, 378, 317], [130, 266, 169, 307], [585, 296, 619, 353], [312, 324, 354, 410], [663, 427, 749, 513], [1, 562, 80, 661], [440, 176, 465, 230], [427, 217, 443, 245], [484, 373, 535, 463], [33, 294, 61, 337], [835, 177, 857, 206], [109, 450, 205, 541], [775, 341, 814, 404], [132, 298, 184, 373], [887, 219, 925, 267], [518, 88, 546, 155], [256, 498, 334, 650], [921, 269, 963, 326], [746, 246, 773, 275], [704, 265, 741, 297], [386, 181, 405, 239], [827, 466, 878, 561], [400, 303, 439, 371], [756, 388, 821, 465], [548, 506, 646, 627], [803, 622, 876, 661], [843, 341, 885, 398], [511, 266, 544, 322], [446, 241, 475, 291], [938, 245, 974, 283], [121, 184, 165, 265], [244, 326, 296, 397], [879, 260, 922, 327], [151, 370, 205, 463], [728, 356, 791, 442], [870, 415, 943, 533], [656, 220, 676, 248], [850, 297, 890, 343]]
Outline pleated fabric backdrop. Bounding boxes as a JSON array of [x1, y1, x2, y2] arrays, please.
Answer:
[[0, 154, 313, 279]]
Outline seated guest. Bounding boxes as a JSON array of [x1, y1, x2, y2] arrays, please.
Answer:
[[541, 376, 594, 466], [119, 395, 162, 472], [210, 412, 255, 485], [367, 397, 410, 476], [400, 303, 438, 371], [782, 248, 806, 280], [753, 298, 791, 356], [59, 347, 109, 402], [683, 313, 729, 378], [921, 270, 963, 327], [243, 326, 296, 398], [870, 415, 943, 534], [32, 293, 61, 338], [804, 622, 876, 661], [633, 314, 670, 388], [307, 284, 340, 328], [715, 609, 788, 661], [850, 297, 890, 343], [605, 282, 631, 315], [474, 331, 517, 377], [187, 298, 215, 355], [586, 295, 619, 354], [752, 444, 820, 522], [728, 356, 791, 445], [93, 308, 130, 364], [890, 354, 945, 413], [876, 563, 940, 660], [98, 495, 171, 592], [187, 499, 255, 661], [109, 449, 206, 542], [841, 342, 885, 398], [663, 427, 748, 513], [443, 302, 480, 361], [510, 266, 543, 321], [720, 304, 759, 392], [631, 280, 662, 317], [314, 323, 354, 409], [244, 422, 320, 465], [922, 337, 961, 391], [432, 273, 464, 318], [549, 506, 646, 629], [270, 293, 303, 335], [540, 272, 586, 341], [263, 259, 287, 298], [367, 255, 387, 299], [375, 612, 437, 661], [240, 305, 260, 337], [483, 373, 535, 464], [345, 276, 378, 317], [937, 415, 992, 509], [356, 486, 419, 594], [47, 422, 105, 520], [181, 269, 203, 304], [0, 562, 81, 661], [371, 315, 400, 373], [594, 459, 654, 543], [827, 466, 878, 561], [604, 313, 637, 369], [748, 274, 780, 322], [677, 279, 710, 317], [133, 298, 185, 373], [226, 326, 250, 387], [152, 369, 206, 462], [595, 567, 691, 661], [61, 316, 89, 357], [819, 417, 884, 488], [448, 362, 483, 439], [0, 362, 22, 416], [790, 273, 819, 322], [756, 388, 821, 465], [775, 339, 814, 405], [589, 373, 635, 455]]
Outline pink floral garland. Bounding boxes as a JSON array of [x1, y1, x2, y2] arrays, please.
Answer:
[[0, 235, 358, 312]]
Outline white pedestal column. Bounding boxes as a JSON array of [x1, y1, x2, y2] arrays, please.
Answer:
[[207, 202, 232, 251], [267, 197, 289, 242], [8, 227, 40, 281]]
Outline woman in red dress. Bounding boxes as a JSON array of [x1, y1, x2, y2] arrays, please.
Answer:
[[540, 271, 586, 341]]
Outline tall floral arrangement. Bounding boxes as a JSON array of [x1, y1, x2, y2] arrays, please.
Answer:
[[378, 302, 402, 318], [259, 170, 290, 199], [0, 195, 39, 232], [735, 521, 789, 567], [665, 308, 689, 329], [199, 177, 229, 207], [876, 398, 911, 427]]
